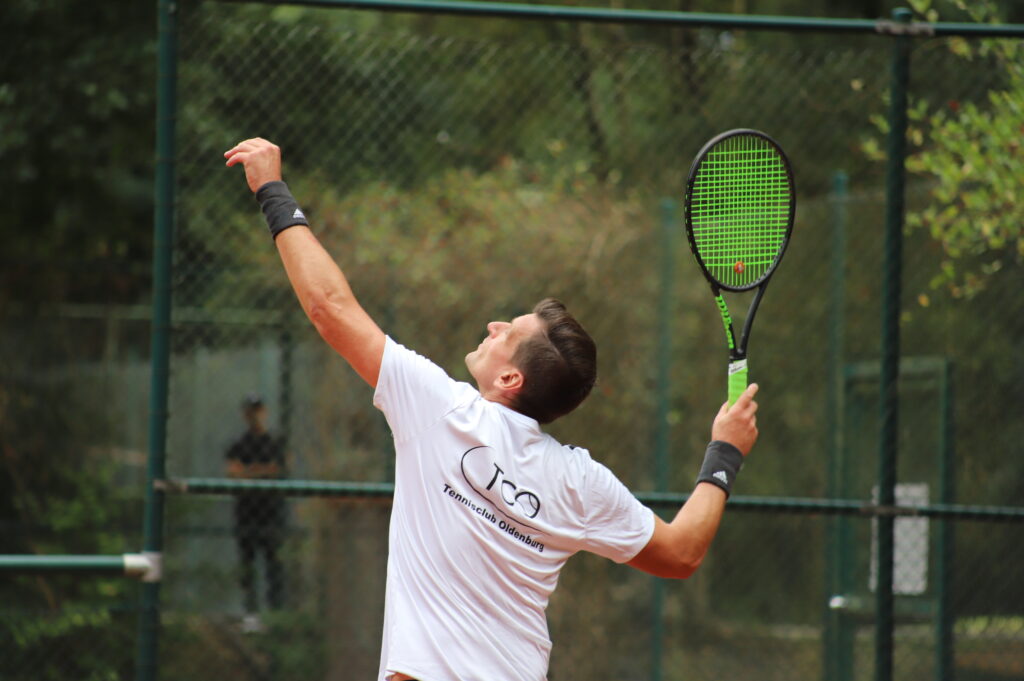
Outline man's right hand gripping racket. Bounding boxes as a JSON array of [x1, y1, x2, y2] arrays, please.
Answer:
[[683, 129, 796, 406]]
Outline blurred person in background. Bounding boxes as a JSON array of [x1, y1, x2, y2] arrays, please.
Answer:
[[225, 393, 287, 629]]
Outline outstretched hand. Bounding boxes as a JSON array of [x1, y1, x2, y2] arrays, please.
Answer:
[[224, 137, 283, 193], [711, 383, 759, 456]]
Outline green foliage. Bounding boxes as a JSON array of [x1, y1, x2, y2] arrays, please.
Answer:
[[0, 0, 156, 307], [908, 84, 1023, 296], [867, 0, 1023, 297], [0, 377, 135, 566], [0, 607, 133, 681], [158, 608, 327, 680], [0, 354, 139, 680]]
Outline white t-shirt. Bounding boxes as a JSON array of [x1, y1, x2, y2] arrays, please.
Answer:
[[373, 337, 655, 681]]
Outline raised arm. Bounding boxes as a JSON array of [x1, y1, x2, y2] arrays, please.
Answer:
[[225, 138, 385, 387], [627, 383, 759, 579]]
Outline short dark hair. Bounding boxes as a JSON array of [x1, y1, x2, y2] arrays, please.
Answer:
[[511, 298, 597, 424]]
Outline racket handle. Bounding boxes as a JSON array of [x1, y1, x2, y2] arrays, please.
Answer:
[[728, 359, 748, 406]]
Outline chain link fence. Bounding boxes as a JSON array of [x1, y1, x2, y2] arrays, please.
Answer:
[[3, 1, 1023, 680]]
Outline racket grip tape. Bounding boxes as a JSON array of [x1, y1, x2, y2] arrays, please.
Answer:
[[727, 359, 748, 406]]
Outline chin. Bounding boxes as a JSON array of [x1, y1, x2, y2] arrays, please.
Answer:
[[464, 355, 481, 383]]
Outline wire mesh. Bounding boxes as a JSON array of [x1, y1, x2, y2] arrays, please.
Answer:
[[2, 1, 1023, 680]]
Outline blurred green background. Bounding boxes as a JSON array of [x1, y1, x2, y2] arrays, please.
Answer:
[[2, 1, 1022, 680]]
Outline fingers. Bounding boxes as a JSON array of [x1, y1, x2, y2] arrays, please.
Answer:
[[733, 382, 759, 410], [718, 383, 758, 417], [711, 382, 759, 454], [729, 382, 761, 413], [223, 137, 267, 156], [735, 384, 759, 439], [223, 137, 270, 166], [223, 138, 283, 193]]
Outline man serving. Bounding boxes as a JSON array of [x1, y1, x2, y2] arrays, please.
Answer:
[[225, 138, 759, 681]]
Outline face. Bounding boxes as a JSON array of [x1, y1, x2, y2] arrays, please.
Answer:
[[244, 405, 268, 431], [465, 313, 543, 394]]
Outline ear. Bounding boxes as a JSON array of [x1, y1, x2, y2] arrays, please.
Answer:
[[494, 367, 524, 395]]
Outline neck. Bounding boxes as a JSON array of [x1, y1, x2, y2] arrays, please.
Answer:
[[478, 386, 517, 411]]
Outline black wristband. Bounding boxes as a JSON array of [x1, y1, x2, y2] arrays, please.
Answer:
[[695, 440, 744, 498], [255, 180, 309, 240]]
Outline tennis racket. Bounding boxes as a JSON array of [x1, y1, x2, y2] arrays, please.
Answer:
[[683, 129, 796, 406]]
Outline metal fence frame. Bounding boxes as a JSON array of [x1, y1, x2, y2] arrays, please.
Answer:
[[3, 2, 1023, 681]]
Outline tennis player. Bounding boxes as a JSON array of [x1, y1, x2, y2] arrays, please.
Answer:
[[225, 138, 759, 681]]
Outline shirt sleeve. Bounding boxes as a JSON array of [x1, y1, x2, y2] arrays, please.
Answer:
[[579, 459, 655, 563], [373, 336, 461, 442]]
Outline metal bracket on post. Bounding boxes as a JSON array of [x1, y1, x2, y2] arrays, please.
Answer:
[[153, 478, 187, 493], [123, 553, 163, 582]]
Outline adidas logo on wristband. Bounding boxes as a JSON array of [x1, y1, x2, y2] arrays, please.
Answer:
[[696, 441, 743, 497]]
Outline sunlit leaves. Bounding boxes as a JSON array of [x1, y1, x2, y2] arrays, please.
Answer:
[[865, 0, 1022, 298]]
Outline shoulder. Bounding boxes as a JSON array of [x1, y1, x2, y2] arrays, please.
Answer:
[[375, 336, 473, 441], [565, 446, 630, 503], [378, 336, 457, 391], [529, 439, 597, 496], [225, 432, 248, 454], [556, 442, 596, 471]]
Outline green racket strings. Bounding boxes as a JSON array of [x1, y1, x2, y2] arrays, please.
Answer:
[[690, 135, 790, 288]]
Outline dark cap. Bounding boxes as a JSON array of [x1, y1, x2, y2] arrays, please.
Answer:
[[241, 393, 264, 409]]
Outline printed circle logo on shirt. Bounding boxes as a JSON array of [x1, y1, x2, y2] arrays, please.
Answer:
[[460, 446, 543, 532]]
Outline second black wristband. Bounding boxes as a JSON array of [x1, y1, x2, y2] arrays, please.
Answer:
[[695, 440, 744, 497], [255, 180, 309, 240]]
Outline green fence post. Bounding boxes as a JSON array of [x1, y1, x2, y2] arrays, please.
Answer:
[[935, 362, 955, 681], [651, 198, 676, 681], [137, 0, 178, 679], [876, 8, 912, 681], [823, 170, 850, 681]]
